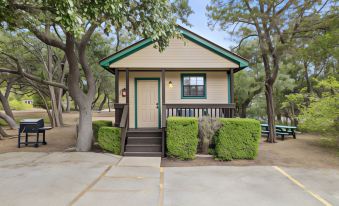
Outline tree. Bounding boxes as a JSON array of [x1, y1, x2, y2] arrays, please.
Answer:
[[0, 29, 67, 127], [234, 40, 264, 117], [1, 0, 191, 151], [207, 0, 328, 142], [298, 77, 339, 147]]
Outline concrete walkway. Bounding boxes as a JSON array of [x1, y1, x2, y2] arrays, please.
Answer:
[[0, 152, 338, 206], [0, 152, 161, 206]]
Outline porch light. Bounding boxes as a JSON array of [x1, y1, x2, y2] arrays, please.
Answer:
[[121, 88, 126, 97], [168, 81, 173, 88]]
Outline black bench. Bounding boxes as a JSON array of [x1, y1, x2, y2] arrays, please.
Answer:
[[18, 119, 52, 148]]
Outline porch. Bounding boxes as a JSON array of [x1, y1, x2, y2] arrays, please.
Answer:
[[113, 69, 236, 157]]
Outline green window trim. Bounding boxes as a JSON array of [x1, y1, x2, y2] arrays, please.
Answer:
[[134, 78, 161, 129], [181, 73, 207, 99]]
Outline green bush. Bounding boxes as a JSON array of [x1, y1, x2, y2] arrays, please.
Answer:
[[166, 117, 199, 160], [92, 120, 113, 140], [98, 127, 121, 155], [215, 118, 261, 161]]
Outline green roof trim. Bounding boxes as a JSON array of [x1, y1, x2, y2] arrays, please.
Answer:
[[179, 29, 248, 68], [99, 26, 248, 70], [99, 38, 153, 69]]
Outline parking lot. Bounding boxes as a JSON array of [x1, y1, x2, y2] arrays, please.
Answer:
[[0, 152, 338, 206]]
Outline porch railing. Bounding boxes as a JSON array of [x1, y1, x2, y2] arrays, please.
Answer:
[[164, 104, 235, 119]]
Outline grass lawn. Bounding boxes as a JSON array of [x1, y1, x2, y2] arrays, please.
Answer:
[[0, 111, 50, 126]]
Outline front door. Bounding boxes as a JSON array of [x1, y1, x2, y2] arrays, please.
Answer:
[[135, 79, 160, 128]]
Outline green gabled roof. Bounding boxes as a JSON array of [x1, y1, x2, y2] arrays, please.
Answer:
[[99, 25, 249, 71]]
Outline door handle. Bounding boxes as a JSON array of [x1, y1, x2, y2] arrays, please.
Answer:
[[156, 102, 159, 109]]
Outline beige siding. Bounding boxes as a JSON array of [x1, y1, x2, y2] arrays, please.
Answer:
[[118, 71, 229, 128], [119, 72, 161, 128], [165, 71, 229, 104], [110, 38, 238, 69]]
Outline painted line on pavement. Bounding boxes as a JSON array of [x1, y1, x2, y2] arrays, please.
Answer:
[[68, 165, 113, 206], [159, 167, 164, 206], [273, 166, 332, 206]]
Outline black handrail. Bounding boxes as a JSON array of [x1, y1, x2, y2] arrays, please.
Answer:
[[119, 105, 128, 155]]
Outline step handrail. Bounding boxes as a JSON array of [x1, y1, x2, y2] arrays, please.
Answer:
[[120, 105, 128, 155]]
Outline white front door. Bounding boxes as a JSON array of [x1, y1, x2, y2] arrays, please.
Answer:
[[136, 79, 159, 128]]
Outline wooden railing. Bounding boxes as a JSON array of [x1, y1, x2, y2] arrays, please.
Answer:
[[116, 104, 128, 155], [163, 104, 235, 121]]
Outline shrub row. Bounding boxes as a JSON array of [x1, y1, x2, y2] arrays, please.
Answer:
[[166, 117, 199, 160], [166, 117, 261, 161], [215, 118, 261, 160], [98, 127, 121, 155], [92, 120, 113, 140]]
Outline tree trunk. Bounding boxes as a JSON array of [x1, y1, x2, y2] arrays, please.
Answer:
[[56, 88, 64, 126], [0, 112, 17, 129], [98, 94, 107, 111], [92, 83, 102, 109], [303, 61, 312, 93], [107, 96, 111, 112], [265, 83, 276, 143], [65, 33, 96, 151], [66, 92, 71, 112], [0, 126, 8, 139], [240, 103, 247, 118], [0, 91, 14, 120], [76, 102, 93, 151]]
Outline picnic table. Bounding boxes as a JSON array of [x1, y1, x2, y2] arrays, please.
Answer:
[[261, 123, 297, 140]]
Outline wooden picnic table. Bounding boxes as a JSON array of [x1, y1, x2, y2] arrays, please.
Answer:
[[260, 123, 297, 140]]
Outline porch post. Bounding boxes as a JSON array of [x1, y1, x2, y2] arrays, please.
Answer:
[[230, 68, 234, 117], [115, 68, 119, 103], [126, 68, 129, 104], [114, 68, 120, 127], [161, 68, 166, 127]]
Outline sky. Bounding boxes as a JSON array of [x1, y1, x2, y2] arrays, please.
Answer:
[[183, 0, 235, 49]]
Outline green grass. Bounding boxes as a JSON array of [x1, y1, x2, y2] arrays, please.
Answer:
[[0, 112, 50, 126]]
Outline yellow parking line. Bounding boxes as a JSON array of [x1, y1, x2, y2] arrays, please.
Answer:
[[68, 165, 113, 206], [273, 166, 332, 206], [159, 167, 164, 206]]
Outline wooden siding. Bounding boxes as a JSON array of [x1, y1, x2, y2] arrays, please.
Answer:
[[110, 38, 238, 69], [118, 71, 229, 128]]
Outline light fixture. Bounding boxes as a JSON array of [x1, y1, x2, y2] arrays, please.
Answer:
[[168, 81, 173, 88], [121, 88, 126, 97]]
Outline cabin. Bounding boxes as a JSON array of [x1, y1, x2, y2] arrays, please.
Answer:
[[99, 26, 248, 157]]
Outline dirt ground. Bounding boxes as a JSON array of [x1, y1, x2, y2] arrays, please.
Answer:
[[162, 134, 339, 169], [0, 111, 114, 153], [1, 110, 338, 169]]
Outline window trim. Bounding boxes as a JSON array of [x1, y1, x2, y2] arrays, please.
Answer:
[[181, 73, 207, 99]]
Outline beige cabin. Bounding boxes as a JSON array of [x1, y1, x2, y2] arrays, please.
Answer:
[[99, 26, 248, 156]]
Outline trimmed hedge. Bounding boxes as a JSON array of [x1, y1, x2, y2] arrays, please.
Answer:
[[92, 120, 113, 140], [98, 127, 121, 155], [215, 118, 261, 161], [166, 117, 199, 160]]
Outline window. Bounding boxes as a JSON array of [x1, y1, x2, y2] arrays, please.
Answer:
[[181, 74, 206, 98]]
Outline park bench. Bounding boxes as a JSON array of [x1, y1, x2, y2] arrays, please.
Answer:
[[18, 119, 52, 148], [261, 124, 297, 141]]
